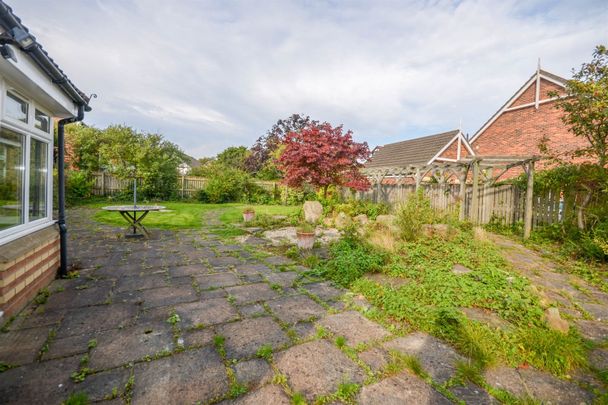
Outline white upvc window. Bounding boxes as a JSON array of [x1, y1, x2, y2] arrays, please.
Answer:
[[0, 78, 54, 242]]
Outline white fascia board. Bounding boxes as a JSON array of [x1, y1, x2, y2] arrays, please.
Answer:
[[470, 74, 566, 145], [460, 134, 475, 156], [427, 131, 462, 165], [0, 45, 78, 117]]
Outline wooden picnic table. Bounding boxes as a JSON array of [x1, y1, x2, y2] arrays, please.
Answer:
[[102, 205, 165, 238]]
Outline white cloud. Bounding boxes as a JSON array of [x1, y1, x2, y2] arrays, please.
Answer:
[[11, 0, 608, 157]]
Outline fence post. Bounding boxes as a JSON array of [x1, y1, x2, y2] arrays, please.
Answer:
[[470, 160, 480, 223], [458, 167, 468, 221], [181, 176, 185, 199], [523, 161, 535, 239], [101, 171, 105, 196]]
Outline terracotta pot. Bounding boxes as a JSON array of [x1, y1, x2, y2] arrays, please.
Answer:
[[296, 231, 315, 250], [243, 211, 255, 222]]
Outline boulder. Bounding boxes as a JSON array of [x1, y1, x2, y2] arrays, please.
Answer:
[[545, 307, 569, 333], [353, 214, 369, 225], [303, 201, 323, 223], [334, 212, 352, 229]]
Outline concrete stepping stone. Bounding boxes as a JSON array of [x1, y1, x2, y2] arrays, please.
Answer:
[[218, 317, 290, 359], [460, 307, 512, 330], [174, 299, 239, 328], [133, 346, 228, 404], [317, 311, 391, 346], [450, 383, 497, 404], [357, 371, 451, 404], [225, 283, 279, 305], [484, 366, 593, 404], [590, 348, 608, 370], [580, 302, 608, 321], [364, 273, 410, 288], [266, 295, 326, 325], [359, 347, 391, 372], [302, 281, 343, 301], [452, 264, 473, 275], [383, 332, 464, 384], [230, 384, 291, 404], [275, 340, 365, 401], [575, 320, 608, 343]]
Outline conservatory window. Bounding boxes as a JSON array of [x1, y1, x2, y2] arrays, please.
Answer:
[[0, 129, 25, 231], [5, 91, 28, 123], [29, 138, 48, 221], [34, 109, 50, 133]]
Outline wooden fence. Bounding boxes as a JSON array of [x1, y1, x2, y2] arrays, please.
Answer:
[[352, 182, 583, 227], [90, 172, 278, 199]]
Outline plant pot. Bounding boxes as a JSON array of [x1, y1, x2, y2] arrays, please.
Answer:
[[296, 231, 315, 250], [243, 211, 255, 222]]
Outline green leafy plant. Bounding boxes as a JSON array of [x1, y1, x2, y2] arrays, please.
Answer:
[[256, 344, 273, 360]]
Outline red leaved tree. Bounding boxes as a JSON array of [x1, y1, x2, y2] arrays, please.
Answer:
[[277, 122, 371, 197]]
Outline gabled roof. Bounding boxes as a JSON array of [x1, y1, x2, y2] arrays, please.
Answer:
[[469, 68, 567, 144], [366, 130, 460, 168], [0, 1, 90, 109]]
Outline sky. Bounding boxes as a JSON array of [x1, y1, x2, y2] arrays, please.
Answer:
[[12, 0, 608, 158]]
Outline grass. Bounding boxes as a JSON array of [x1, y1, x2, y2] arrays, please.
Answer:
[[88, 201, 299, 230], [318, 226, 590, 377]]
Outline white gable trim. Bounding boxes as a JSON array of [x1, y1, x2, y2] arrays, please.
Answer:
[[469, 72, 566, 145], [427, 131, 474, 165]]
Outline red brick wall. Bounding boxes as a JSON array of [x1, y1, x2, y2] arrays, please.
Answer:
[[439, 138, 459, 160], [510, 82, 536, 107], [471, 78, 588, 180]]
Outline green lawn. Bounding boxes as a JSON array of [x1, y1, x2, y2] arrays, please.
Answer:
[[88, 201, 299, 230]]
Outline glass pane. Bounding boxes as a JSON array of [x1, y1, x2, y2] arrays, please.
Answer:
[[29, 139, 48, 221], [6, 92, 28, 123], [35, 109, 50, 132], [0, 129, 24, 230]]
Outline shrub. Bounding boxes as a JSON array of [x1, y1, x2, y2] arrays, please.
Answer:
[[318, 229, 386, 286], [395, 190, 436, 240], [327, 199, 390, 220], [203, 165, 256, 203], [66, 170, 94, 205]]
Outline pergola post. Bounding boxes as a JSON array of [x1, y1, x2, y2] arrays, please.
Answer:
[[414, 168, 422, 191], [523, 160, 535, 239], [458, 166, 468, 221], [470, 160, 480, 223]]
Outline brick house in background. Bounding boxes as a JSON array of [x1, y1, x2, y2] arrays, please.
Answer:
[[367, 67, 584, 181], [468, 67, 585, 178]]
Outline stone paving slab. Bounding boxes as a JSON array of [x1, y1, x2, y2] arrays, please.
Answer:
[[76, 368, 131, 402], [317, 311, 391, 346], [267, 294, 326, 325], [224, 283, 279, 305], [141, 286, 199, 308], [229, 384, 291, 404], [265, 271, 300, 288], [0, 326, 49, 365], [89, 324, 174, 370], [0, 355, 79, 404], [55, 303, 138, 339], [357, 371, 451, 405], [132, 346, 229, 404], [196, 272, 242, 289], [383, 332, 465, 384], [233, 358, 272, 389], [174, 299, 240, 328], [302, 281, 343, 301], [218, 317, 290, 359], [275, 339, 365, 401], [116, 274, 170, 292]]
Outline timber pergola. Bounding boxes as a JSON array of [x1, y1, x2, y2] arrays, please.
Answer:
[[363, 155, 540, 239]]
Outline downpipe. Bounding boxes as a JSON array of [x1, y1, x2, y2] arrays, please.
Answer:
[[57, 105, 85, 277]]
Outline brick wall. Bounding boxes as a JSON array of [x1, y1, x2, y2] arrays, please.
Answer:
[[471, 78, 589, 180], [0, 225, 60, 319]]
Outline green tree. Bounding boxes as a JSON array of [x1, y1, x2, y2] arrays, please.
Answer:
[[553, 45, 608, 167], [216, 146, 250, 171]]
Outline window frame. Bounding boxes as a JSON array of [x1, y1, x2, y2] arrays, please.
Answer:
[[0, 79, 55, 242]]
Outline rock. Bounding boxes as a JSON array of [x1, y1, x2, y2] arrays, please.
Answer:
[[353, 214, 369, 225], [303, 201, 323, 223], [334, 212, 352, 229], [452, 264, 472, 275], [545, 307, 569, 333], [323, 217, 334, 227]]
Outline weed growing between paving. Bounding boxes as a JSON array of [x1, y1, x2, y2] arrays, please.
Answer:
[[314, 222, 589, 377]]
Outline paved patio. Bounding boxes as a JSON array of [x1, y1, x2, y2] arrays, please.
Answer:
[[0, 208, 600, 404]]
